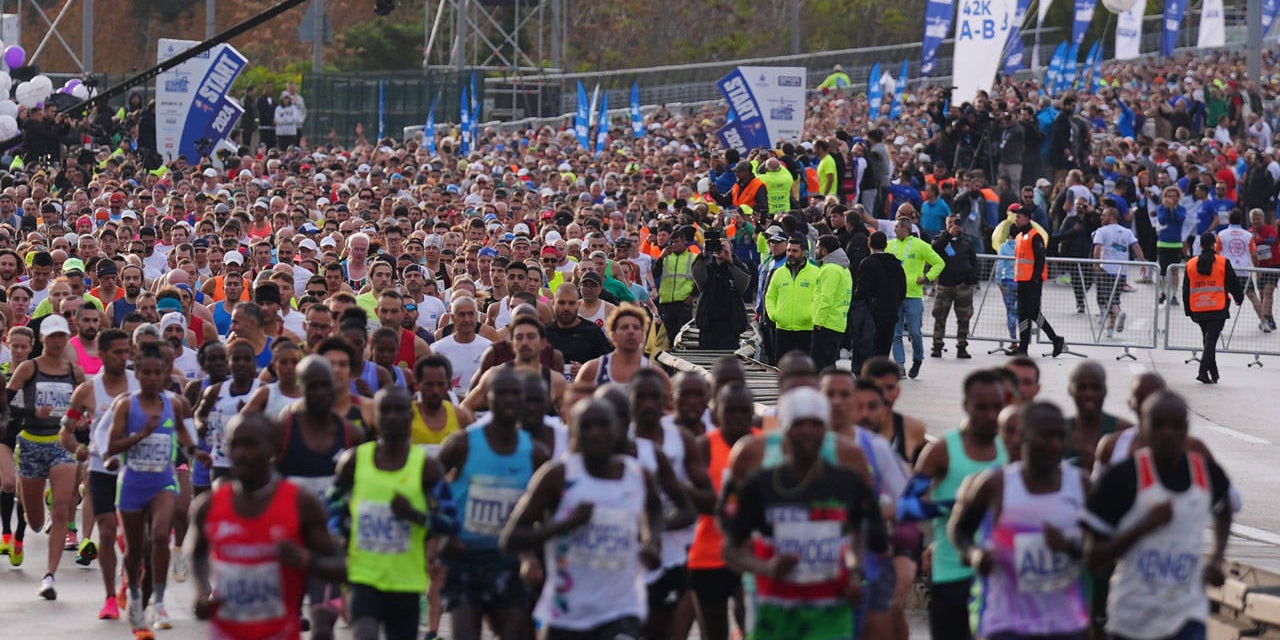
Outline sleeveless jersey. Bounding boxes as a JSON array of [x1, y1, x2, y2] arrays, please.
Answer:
[[688, 427, 760, 570], [213, 302, 234, 336], [932, 429, 1007, 584], [118, 393, 178, 506], [634, 421, 693, 574], [15, 363, 77, 437], [447, 425, 533, 567], [580, 300, 609, 327], [263, 384, 299, 422], [70, 336, 102, 375], [276, 411, 350, 499], [206, 379, 261, 470], [493, 297, 513, 330], [593, 353, 650, 385], [347, 442, 429, 593], [87, 372, 140, 474], [411, 401, 461, 458]]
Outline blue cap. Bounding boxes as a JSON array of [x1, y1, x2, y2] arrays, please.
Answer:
[[501, 233, 515, 242], [390, 173, 403, 180], [446, 184, 460, 194], [299, 222, 320, 234], [483, 213, 498, 222], [478, 247, 499, 258]]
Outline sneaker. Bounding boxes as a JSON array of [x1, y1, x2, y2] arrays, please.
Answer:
[[171, 547, 189, 583], [38, 573, 56, 600], [98, 596, 120, 620], [1076, 304, 1086, 314], [117, 582, 128, 609], [152, 603, 173, 630], [133, 629, 156, 640], [64, 530, 78, 551], [930, 347, 943, 358], [1158, 293, 1167, 305], [76, 538, 98, 566], [908, 361, 922, 379], [1170, 296, 1178, 306], [1269, 318, 1277, 331], [1264, 322, 1273, 334], [44, 486, 52, 509], [956, 347, 972, 359], [1106, 326, 1115, 339], [10, 541, 23, 566], [0, 533, 10, 556], [1052, 337, 1067, 357], [1117, 312, 1127, 333], [127, 594, 145, 630]]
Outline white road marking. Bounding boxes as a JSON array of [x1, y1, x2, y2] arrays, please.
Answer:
[[1201, 423, 1272, 445], [1231, 524, 1280, 546]]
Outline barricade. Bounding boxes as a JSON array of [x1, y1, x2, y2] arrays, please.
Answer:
[[1163, 264, 1280, 368], [921, 255, 1161, 360]]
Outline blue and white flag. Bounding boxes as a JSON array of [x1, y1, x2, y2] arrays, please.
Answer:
[[574, 81, 590, 150], [715, 68, 776, 150], [1163, 0, 1186, 56], [424, 95, 437, 155], [1045, 40, 1067, 95], [1115, 2, 1144, 60], [889, 59, 909, 119], [1083, 40, 1101, 92], [594, 91, 609, 155], [1090, 40, 1104, 93], [921, 0, 954, 76], [469, 72, 478, 115], [155, 38, 248, 163], [952, 0, 1017, 104], [1265, 0, 1279, 38], [459, 85, 471, 155], [1003, 0, 1031, 74], [867, 62, 883, 116], [1072, 0, 1097, 46], [1059, 43, 1080, 93], [630, 82, 644, 138], [1197, 0, 1225, 48]]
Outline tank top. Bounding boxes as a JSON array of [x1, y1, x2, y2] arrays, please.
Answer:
[[206, 379, 261, 469], [410, 401, 461, 457], [276, 411, 350, 499], [447, 424, 533, 567], [535, 453, 647, 631], [493, 297, 512, 330], [580, 300, 609, 327], [70, 336, 102, 375], [347, 442, 429, 593], [593, 353, 651, 385], [761, 430, 839, 468], [263, 384, 299, 422], [978, 462, 1088, 637], [16, 362, 78, 437], [633, 421, 693, 574], [118, 393, 178, 500], [206, 480, 305, 640], [1107, 450, 1212, 639], [688, 427, 760, 570], [396, 329, 417, 369], [87, 372, 140, 474], [350, 360, 381, 396], [255, 337, 274, 369], [932, 429, 1007, 584], [191, 378, 216, 487], [213, 301, 234, 336], [891, 412, 909, 462], [111, 298, 137, 328], [1064, 413, 1120, 467]]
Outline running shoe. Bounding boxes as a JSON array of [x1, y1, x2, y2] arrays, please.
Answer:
[[1117, 312, 1127, 333], [1263, 322, 1274, 334], [117, 582, 128, 609], [9, 541, 22, 566], [38, 573, 56, 600], [127, 593, 145, 630], [44, 486, 52, 509], [64, 529, 78, 551], [0, 532, 10, 555], [171, 547, 189, 583], [1106, 326, 1115, 339], [133, 630, 156, 640], [152, 603, 172, 630], [76, 538, 98, 566], [98, 595, 120, 620]]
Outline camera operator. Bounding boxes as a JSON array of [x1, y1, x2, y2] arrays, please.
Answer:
[[1058, 197, 1103, 313], [692, 230, 751, 350], [995, 104, 1027, 187]]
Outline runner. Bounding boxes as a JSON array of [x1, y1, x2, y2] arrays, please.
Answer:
[[1064, 360, 1133, 470], [516, 371, 569, 459], [105, 343, 204, 635], [194, 340, 261, 486], [187, 413, 346, 640], [240, 339, 304, 422], [576, 303, 671, 388], [464, 315, 567, 412], [331, 387, 457, 640], [185, 341, 228, 495], [501, 397, 663, 640]]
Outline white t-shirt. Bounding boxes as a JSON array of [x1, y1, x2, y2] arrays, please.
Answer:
[[416, 294, 447, 333], [282, 308, 306, 337], [173, 346, 204, 381], [1216, 226, 1256, 272], [431, 333, 492, 395], [1092, 223, 1139, 275]]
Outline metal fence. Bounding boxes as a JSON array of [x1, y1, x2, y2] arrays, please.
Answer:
[[1163, 264, 1280, 367], [920, 255, 1162, 360], [303, 70, 478, 147]]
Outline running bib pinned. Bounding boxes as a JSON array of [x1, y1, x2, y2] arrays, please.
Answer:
[[464, 481, 523, 537], [35, 380, 72, 418], [127, 432, 173, 473], [1013, 532, 1077, 593], [356, 502, 411, 554], [566, 506, 636, 571], [213, 560, 285, 623], [773, 520, 844, 585]]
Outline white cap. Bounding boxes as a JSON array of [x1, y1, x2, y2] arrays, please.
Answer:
[[777, 387, 830, 430], [298, 238, 319, 252], [320, 236, 337, 248], [545, 230, 563, 244], [203, 168, 218, 178], [223, 251, 245, 266], [121, 210, 139, 220], [357, 164, 371, 173], [160, 311, 186, 333], [512, 223, 531, 236], [238, 169, 253, 179], [313, 174, 327, 183], [40, 314, 70, 337], [316, 197, 330, 207]]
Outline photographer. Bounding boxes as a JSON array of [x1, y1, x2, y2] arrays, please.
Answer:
[[691, 231, 751, 350], [1058, 197, 1102, 313], [995, 106, 1026, 187]]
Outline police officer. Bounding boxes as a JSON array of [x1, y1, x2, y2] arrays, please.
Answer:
[[1009, 205, 1067, 357], [653, 226, 699, 337]]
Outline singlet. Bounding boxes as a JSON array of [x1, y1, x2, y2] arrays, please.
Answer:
[[493, 297, 513, 330], [411, 401, 461, 457], [634, 422, 693, 575], [206, 480, 306, 640], [111, 298, 137, 328], [688, 427, 760, 570], [761, 430, 839, 468], [593, 353, 651, 385], [1106, 450, 1213, 639], [263, 384, 299, 422], [69, 336, 102, 375], [535, 453, 647, 631], [1064, 413, 1121, 467], [191, 378, 217, 487], [580, 300, 609, 327], [447, 424, 533, 567], [891, 412, 911, 462], [276, 411, 351, 499], [395, 329, 417, 370], [118, 393, 178, 503], [978, 462, 1088, 638], [213, 301, 234, 336], [430, 334, 491, 396], [932, 428, 1007, 584], [351, 360, 381, 396], [15, 362, 78, 438], [87, 372, 141, 474], [347, 442, 429, 593], [206, 379, 262, 469], [255, 337, 274, 369]]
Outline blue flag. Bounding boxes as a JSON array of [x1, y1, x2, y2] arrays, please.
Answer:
[[470, 100, 480, 153], [1090, 41, 1105, 93], [1083, 40, 1100, 91], [1045, 41, 1067, 96], [630, 83, 644, 139], [469, 72, 478, 115], [920, 0, 954, 76], [459, 85, 471, 155], [867, 62, 882, 117], [377, 80, 385, 140], [889, 59, 909, 120], [594, 92, 609, 156], [1162, 0, 1185, 56], [1072, 0, 1097, 46], [1266, 0, 1279, 37], [1058, 43, 1080, 94], [574, 81, 590, 150], [424, 95, 437, 155], [1003, 0, 1031, 75]]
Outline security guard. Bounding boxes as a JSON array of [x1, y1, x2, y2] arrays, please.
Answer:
[[764, 234, 820, 361], [1010, 205, 1067, 357], [756, 157, 796, 214], [1184, 231, 1245, 383], [653, 225, 699, 336], [728, 160, 770, 214]]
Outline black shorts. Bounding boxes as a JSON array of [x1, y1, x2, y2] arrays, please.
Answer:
[[1157, 247, 1184, 273], [546, 616, 642, 640], [687, 567, 740, 603], [441, 561, 530, 614], [88, 470, 118, 517], [348, 583, 419, 640], [646, 565, 688, 609]]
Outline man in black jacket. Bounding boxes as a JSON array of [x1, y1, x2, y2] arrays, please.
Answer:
[[852, 231, 907, 360], [692, 233, 751, 350], [930, 215, 979, 359], [1050, 96, 1077, 182], [256, 82, 276, 149], [995, 111, 1025, 188]]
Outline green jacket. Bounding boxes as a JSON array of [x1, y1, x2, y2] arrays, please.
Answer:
[[885, 235, 945, 299], [814, 250, 853, 332], [764, 260, 820, 331]]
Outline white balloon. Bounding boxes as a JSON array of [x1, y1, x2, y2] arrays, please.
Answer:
[[0, 115, 18, 139], [70, 84, 89, 100], [0, 73, 12, 97], [14, 81, 40, 108], [1101, 0, 1138, 12], [30, 74, 51, 91], [0, 101, 17, 118]]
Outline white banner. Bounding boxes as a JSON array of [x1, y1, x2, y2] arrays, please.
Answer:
[[1115, 2, 1144, 60], [156, 39, 206, 161], [952, 0, 1017, 104], [1197, 0, 1225, 48], [1038, 0, 1054, 25], [155, 38, 247, 162], [733, 66, 807, 145]]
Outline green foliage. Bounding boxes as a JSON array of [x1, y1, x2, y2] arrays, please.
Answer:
[[334, 18, 426, 71], [232, 66, 302, 96]]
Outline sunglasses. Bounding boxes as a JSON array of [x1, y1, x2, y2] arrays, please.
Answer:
[[307, 289, 326, 297], [405, 304, 418, 312]]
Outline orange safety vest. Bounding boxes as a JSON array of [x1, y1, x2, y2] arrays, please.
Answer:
[[1014, 231, 1047, 282], [687, 427, 760, 569], [1186, 255, 1228, 313], [731, 178, 766, 208], [804, 166, 820, 194]]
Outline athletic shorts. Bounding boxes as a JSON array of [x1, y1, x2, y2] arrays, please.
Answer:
[[864, 554, 897, 613], [646, 565, 688, 609], [1157, 248, 1184, 273], [88, 470, 119, 517], [15, 432, 75, 479], [441, 562, 530, 613], [892, 522, 923, 561], [546, 616, 642, 640], [349, 583, 420, 640], [688, 567, 740, 602], [115, 478, 177, 512], [755, 602, 852, 640]]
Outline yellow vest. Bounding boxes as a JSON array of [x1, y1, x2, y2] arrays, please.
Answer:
[[658, 251, 696, 303]]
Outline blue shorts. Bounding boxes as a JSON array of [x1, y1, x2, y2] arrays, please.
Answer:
[[15, 432, 75, 479], [116, 476, 178, 512]]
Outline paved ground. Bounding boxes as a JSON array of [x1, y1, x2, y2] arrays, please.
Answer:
[[2, 336, 1277, 638]]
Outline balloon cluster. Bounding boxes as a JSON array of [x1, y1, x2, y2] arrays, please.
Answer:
[[0, 42, 95, 139]]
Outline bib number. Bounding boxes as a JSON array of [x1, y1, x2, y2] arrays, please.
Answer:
[[213, 560, 285, 623], [1013, 532, 1077, 593], [773, 520, 844, 585], [356, 502, 411, 554], [464, 483, 523, 537], [565, 506, 637, 571], [35, 381, 72, 418], [127, 432, 173, 473]]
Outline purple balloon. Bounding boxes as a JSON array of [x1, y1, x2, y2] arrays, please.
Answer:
[[64, 78, 81, 89], [4, 45, 25, 69], [60, 86, 73, 94]]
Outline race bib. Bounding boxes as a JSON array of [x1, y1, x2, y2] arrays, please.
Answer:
[[213, 560, 285, 623], [1260, 245, 1273, 262], [1013, 532, 1078, 593], [773, 520, 844, 585], [419, 443, 443, 458], [464, 482, 524, 537], [35, 381, 73, 418], [355, 502, 411, 554], [565, 506, 636, 571], [207, 412, 228, 466], [127, 432, 173, 473]]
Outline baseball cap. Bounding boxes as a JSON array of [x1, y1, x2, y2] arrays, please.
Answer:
[[40, 314, 70, 337], [1035, 178, 1051, 188], [213, 203, 231, 214], [320, 236, 337, 248], [478, 247, 499, 258], [513, 223, 531, 236], [96, 260, 118, 276], [777, 387, 830, 430], [580, 271, 603, 285], [545, 230, 563, 244], [424, 235, 443, 249], [203, 168, 218, 178], [223, 251, 245, 266], [121, 210, 139, 221], [298, 238, 319, 252], [540, 246, 559, 257], [62, 258, 86, 274], [109, 192, 125, 204], [160, 311, 186, 332], [765, 225, 786, 242]]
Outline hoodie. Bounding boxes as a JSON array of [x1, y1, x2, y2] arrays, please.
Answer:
[[815, 248, 853, 332]]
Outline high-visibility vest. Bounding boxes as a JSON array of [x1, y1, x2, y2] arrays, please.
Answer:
[[756, 170, 793, 214], [1186, 255, 1228, 313], [731, 178, 766, 209], [1014, 231, 1046, 282], [658, 251, 696, 303]]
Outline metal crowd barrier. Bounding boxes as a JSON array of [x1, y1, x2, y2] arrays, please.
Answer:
[[1163, 264, 1280, 368], [921, 255, 1162, 360]]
